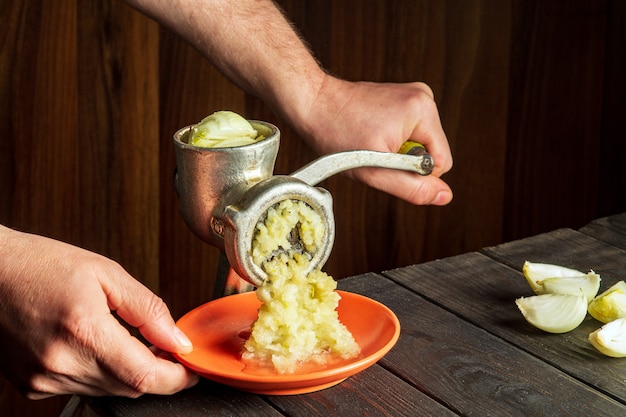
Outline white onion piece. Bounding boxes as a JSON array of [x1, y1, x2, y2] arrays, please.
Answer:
[[541, 272, 601, 303], [522, 261, 587, 294], [190, 110, 259, 148], [589, 318, 626, 357], [588, 281, 626, 324], [515, 293, 587, 333]]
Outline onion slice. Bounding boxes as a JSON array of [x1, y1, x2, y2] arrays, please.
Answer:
[[589, 318, 626, 357], [522, 261, 588, 294], [541, 273, 601, 303], [190, 111, 260, 148], [515, 293, 587, 333], [588, 281, 626, 324]]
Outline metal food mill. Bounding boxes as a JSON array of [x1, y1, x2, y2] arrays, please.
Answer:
[[173, 118, 434, 297]]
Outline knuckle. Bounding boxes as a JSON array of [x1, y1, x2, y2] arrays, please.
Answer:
[[144, 295, 170, 322], [415, 81, 435, 100], [61, 309, 100, 351], [125, 366, 158, 396]]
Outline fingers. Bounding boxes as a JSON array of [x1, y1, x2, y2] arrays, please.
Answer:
[[20, 314, 199, 398], [96, 320, 199, 396], [354, 166, 453, 206], [0, 229, 199, 398], [95, 266, 200, 395], [131, 296, 194, 356], [299, 78, 453, 205], [100, 264, 193, 355], [406, 83, 453, 179], [96, 316, 199, 396]]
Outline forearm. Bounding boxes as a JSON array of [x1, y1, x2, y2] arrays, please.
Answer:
[[123, 0, 453, 206], [0, 225, 16, 271], [124, 0, 325, 126]]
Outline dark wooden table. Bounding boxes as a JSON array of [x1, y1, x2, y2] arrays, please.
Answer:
[[63, 213, 626, 417]]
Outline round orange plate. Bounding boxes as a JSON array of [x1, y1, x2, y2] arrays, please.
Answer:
[[173, 290, 400, 395]]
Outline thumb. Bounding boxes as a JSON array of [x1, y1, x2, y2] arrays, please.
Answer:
[[101, 266, 193, 354]]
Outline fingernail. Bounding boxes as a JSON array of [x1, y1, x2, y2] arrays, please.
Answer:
[[175, 327, 193, 348], [433, 190, 452, 205]]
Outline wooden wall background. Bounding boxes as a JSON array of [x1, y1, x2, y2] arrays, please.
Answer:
[[1, 0, 624, 415]]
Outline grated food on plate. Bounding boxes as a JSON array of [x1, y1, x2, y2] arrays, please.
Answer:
[[242, 199, 360, 373]]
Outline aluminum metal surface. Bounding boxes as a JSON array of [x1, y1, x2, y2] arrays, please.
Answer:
[[174, 119, 435, 293]]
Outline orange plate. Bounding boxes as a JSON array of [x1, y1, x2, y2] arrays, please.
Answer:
[[173, 290, 400, 395]]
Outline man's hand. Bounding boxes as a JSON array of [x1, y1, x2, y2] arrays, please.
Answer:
[[124, 0, 453, 205], [0, 226, 199, 399], [297, 77, 453, 205]]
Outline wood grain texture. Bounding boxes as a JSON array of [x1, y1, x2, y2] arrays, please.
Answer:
[[341, 273, 626, 417], [598, 0, 626, 218], [82, 364, 457, 417], [503, 0, 610, 240], [579, 213, 626, 249], [1, 1, 160, 415], [1, 1, 78, 416], [85, 379, 285, 417], [269, 365, 457, 417], [75, 0, 161, 290], [1, 1, 625, 415], [266, 364, 458, 417], [385, 229, 626, 404]]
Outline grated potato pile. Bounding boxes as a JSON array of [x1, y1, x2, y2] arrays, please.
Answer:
[[242, 199, 360, 373]]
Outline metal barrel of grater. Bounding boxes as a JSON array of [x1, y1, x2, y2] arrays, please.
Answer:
[[173, 120, 434, 297]]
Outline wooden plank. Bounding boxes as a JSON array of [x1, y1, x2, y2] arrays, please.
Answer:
[[579, 213, 626, 250], [84, 379, 285, 417], [76, 0, 161, 292], [339, 274, 626, 416], [82, 345, 455, 417], [384, 229, 626, 405], [480, 228, 626, 284], [266, 365, 458, 417], [0, 0, 83, 416], [598, 1, 626, 215], [503, 0, 609, 239], [1, 0, 79, 240]]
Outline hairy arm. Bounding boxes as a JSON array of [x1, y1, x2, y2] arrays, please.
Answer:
[[126, 0, 323, 125], [126, 0, 453, 204]]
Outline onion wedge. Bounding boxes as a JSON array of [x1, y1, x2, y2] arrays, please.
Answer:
[[541, 273, 601, 303], [589, 318, 626, 357], [515, 293, 587, 333], [190, 111, 260, 148], [588, 281, 626, 324], [522, 261, 588, 294]]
